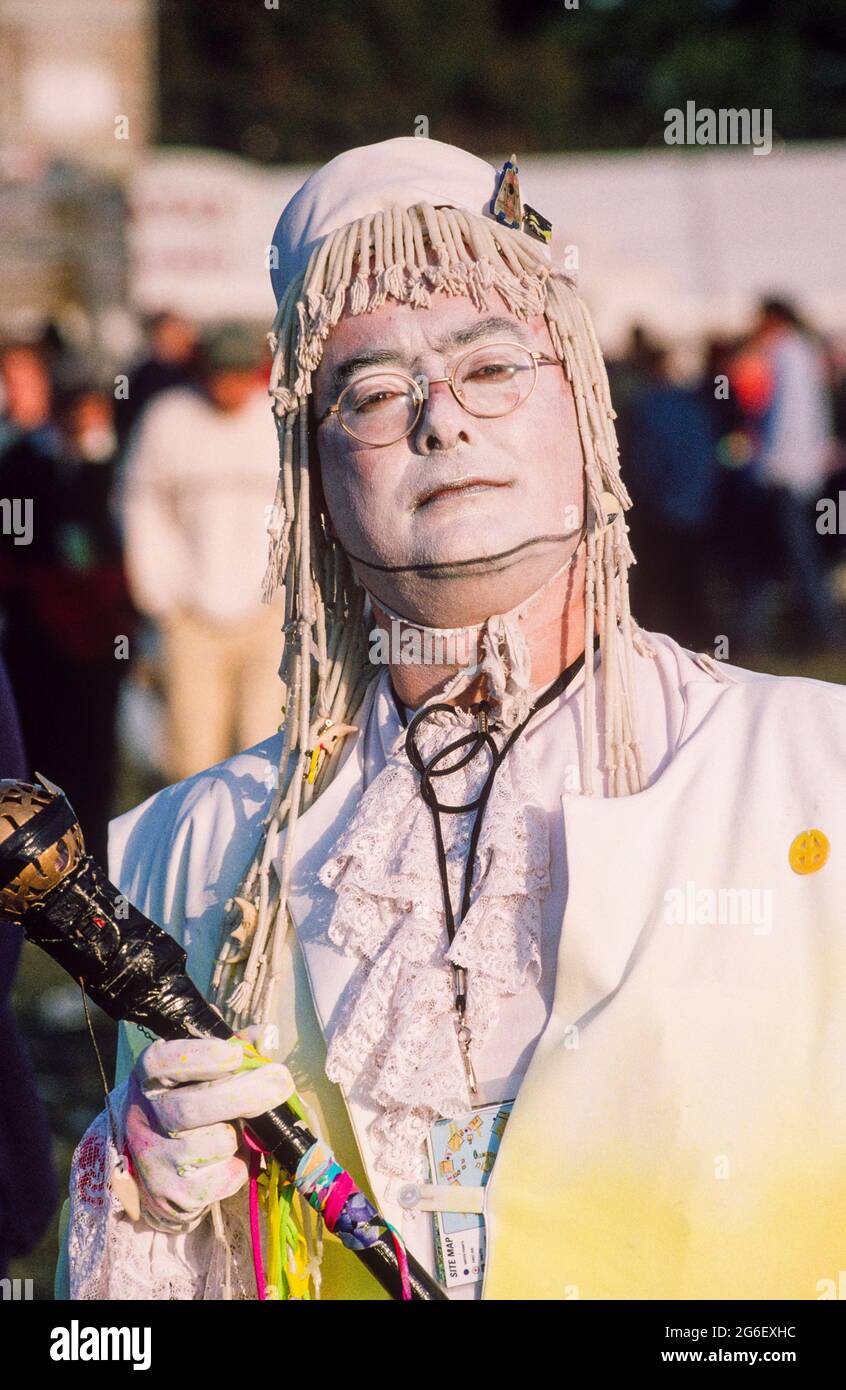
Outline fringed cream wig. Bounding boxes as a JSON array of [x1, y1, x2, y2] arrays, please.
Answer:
[[211, 158, 652, 1032]]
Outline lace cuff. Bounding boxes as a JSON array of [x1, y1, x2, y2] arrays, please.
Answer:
[[66, 1084, 258, 1300]]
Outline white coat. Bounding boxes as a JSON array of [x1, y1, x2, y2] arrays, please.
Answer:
[[57, 631, 846, 1299]]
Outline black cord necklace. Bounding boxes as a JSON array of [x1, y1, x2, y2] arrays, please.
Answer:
[[394, 649, 586, 1098]]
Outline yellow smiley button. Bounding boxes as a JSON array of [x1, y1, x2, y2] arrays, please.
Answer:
[[788, 828, 830, 875]]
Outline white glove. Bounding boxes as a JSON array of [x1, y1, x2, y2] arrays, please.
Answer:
[[124, 1027, 295, 1233]]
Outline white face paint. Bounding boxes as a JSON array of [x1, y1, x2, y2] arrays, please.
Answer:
[[312, 290, 585, 629]]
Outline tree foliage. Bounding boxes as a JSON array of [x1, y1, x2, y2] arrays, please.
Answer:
[[156, 0, 846, 160]]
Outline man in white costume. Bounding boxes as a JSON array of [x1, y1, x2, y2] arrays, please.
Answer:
[[56, 137, 845, 1302]]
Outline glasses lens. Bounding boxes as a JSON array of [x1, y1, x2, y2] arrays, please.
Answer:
[[455, 343, 537, 416], [338, 374, 419, 444]]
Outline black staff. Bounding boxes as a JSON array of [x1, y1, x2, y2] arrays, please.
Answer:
[[0, 776, 447, 1302]]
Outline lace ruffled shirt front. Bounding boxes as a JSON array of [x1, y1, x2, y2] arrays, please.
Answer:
[[319, 700, 550, 1183], [315, 651, 687, 1202]]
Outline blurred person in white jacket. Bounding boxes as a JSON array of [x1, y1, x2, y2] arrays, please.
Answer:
[[120, 324, 285, 779], [754, 296, 839, 646]]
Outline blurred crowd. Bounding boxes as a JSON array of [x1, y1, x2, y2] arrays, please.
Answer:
[[610, 297, 846, 656], [0, 313, 284, 866]]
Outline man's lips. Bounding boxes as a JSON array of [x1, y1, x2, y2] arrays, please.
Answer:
[[415, 477, 510, 509]]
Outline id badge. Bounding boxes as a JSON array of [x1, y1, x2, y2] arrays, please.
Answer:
[[425, 1099, 514, 1289]]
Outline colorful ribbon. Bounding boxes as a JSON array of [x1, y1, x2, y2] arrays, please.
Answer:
[[239, 1042, 412, 1300], [240, 1041, 312, 1301], [295, 1141, 412, 1300]]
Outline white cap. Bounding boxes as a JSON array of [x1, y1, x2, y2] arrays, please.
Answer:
[[268, 135, 549, 304]]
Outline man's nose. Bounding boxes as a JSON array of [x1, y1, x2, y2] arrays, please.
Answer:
[[412, 377, 472, 455]]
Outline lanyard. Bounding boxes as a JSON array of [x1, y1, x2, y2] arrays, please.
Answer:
[[393, 649, 586, 1097]]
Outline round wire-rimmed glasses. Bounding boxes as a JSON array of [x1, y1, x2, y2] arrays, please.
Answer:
[[317, 340, 562, 447]]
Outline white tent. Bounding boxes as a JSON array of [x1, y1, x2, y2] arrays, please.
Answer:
[[128, 141, 846, 356]]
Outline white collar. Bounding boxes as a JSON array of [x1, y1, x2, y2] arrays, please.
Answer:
[[361, 550, 580, 731]]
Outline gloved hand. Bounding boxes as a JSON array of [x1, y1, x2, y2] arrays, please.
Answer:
[[124, 1026, 295, 1233]]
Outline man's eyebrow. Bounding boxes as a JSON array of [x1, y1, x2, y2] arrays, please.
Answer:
[[328, 349, 407, 398], [432, 315, 532, 354], [326, 316, 532, 397]]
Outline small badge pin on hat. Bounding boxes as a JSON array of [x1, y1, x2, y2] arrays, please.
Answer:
[[491, 154, 553, 244], [521, 203, 553, 245], [492, 153, 523, 230]]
